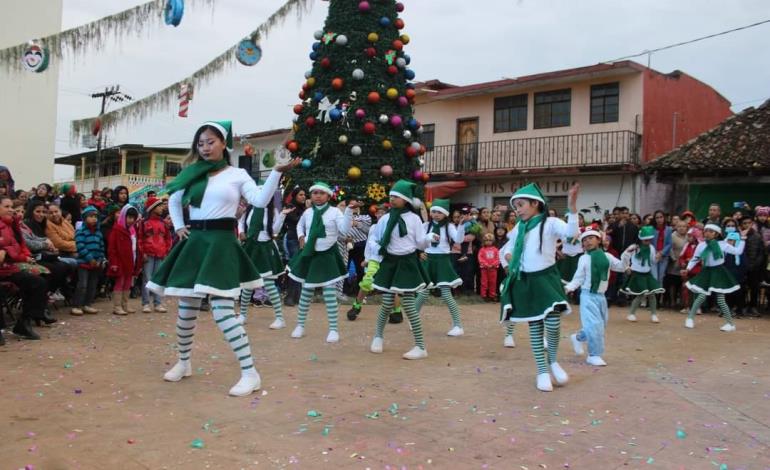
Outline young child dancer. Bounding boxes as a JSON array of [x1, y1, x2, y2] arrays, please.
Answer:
[[148, 120, 297, 397], [565, 229, 631, 366], [348, 204, 388, 321], [478, 233, 500, 302], [558, 223, 584, 303], [108, 205, 142, 315], [287, 182, 357, 343], [140, 197, 171, 313], [499, 183, 580, 392], [414, 199, 467, 336], [621, 226, 665, 323], [369, 180, 433, 359], [239, 190, 289, 329], [684, 224, 745, 331]]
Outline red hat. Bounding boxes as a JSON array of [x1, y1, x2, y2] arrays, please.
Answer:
[[145, 197, 164, 212]]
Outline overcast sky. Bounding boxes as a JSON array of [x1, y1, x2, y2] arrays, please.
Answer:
[[54, 0, 770, 180]]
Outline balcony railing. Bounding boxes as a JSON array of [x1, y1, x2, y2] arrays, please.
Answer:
[[424, 130, 641, 174], [67, 174, 167, 192]]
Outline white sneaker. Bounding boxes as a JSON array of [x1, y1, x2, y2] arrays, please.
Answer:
[[536, 372, 553, 392], [550, 362, 569, 386], [235, 314, 246, 326], [142, 304, 152, 313], [164, 361, 192, 382], [447, 326, 464, 337], [290, 325, 305, 338], [154, 304, 168, 313], [586, 355, 607, 366], [370, 337, 383, 354], [719, 323, 736, 332], [679, 308, 688, 314], [402, 346, 428, 360], [228, 371, 261, 397], [269, 318, 286, 330], [626, 314, 637, 322], [684, 318, 694, 329], [570, 333, 585, 356], [503, 335, 515, 348], [651, 314, 660, 323], [326, 330, 340, 343]]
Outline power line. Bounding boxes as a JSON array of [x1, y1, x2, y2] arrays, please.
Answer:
[[606, 18, 770, 62]]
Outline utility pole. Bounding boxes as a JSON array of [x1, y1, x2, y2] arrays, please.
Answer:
[[90, 85, 132, 189]]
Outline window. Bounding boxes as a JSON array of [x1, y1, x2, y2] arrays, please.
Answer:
[[590, 82, 619, 123], [165, 161, 181, 177], [494, 94, 527, 132], [534, 89, 571, 129], [127, 158, 141, 175], [421, 124, 435, 151]]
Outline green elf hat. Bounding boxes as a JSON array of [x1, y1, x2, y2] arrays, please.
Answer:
[[638, 225, 656, 240], [201, 120, 233, 152], [510, 183, 547, 207], [390, 179, 421, 207], [429, 198, 450, 216], [309, 181, 334, 196]]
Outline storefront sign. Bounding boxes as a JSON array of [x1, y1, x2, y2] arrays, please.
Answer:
[[482, 179, 577, 195]]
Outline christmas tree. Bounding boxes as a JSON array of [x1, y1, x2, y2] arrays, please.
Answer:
[[286, 0, 427, 209]]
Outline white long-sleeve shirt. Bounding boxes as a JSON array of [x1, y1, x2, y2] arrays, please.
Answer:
[[169, 167, 281, 232], [296, 204, 353, 252], [561, 236, 584, 257], [364, 221, 381, 262], [564, 251, 629, 294], [423, 221, 465, 254], [239, 207, 286, 242], [368, 211, 429, 262], [627, 244, 657, 273], [686, 240, 745, 271], [500, 214, 579, 272]]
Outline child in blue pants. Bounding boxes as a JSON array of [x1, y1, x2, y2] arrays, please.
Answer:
[[564, 229, 632, 366]]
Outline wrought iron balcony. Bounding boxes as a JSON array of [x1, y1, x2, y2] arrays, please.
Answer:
[[423, 130, 641, 174]]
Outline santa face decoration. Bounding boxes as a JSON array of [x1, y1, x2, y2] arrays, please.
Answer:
[[21, 43, 49, 73]]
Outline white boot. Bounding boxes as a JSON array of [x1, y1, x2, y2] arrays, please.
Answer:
[[228, 370, 261, 397], [719, 323, 736, 332], [626, 314, 637, 322], [536, 373, 553, 392], [447, 326, 464, 337], [550, 362, 569, 386], [370, 337, 383, 354], [326, 330, 340, 343], [570, 333, 585, 356], [684, 318, 694, 329], [269, 318, 286, 330], [503, 335, 515, 348], [290, 325, 305, 338], [586, 355, 607, 366], [651, 314, 660, 323], [402, 346, 428, 360], [164, 361, 192, 382]]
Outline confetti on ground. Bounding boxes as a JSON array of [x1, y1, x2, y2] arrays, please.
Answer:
[[63, 361, 73, 369], [676, 429, 687, 439], [366, 411, 380, 419], [307, 410, 321, 417], [190, 438, 204, 449]]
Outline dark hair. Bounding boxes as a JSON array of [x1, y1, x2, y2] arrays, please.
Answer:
[[125, 207, 139, 219], [0, 195, 11, 204], [189, 125, 231, 165], [113, 186, 129, 203]]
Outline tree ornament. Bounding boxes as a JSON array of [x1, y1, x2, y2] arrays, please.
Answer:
[[286, 140, 299, 152], [304, 70, 313, 79], [413, 170, 424, 180], [390, 115, 403, 127], [400, 34, 411, 45], [392, 40, 404, 51], [404, 69, 416, 80], [352, 68, 365, 80], [332, 77, 344, 90], [329, 108, 343, 121], [403, 130, 412, 139], [348, 166, 362, 180], [367, 183, 388, 201], [367, 91, 381, 104], [309, 51, 319, 60], [405, 146, 418, 158], [380, 164, 393, 177], [379, 114, 389, 124], [293, 104, 304, 115], [313, 91, 324, 102], [313, 30, 324, 40], [382, 139, 393, 150], [419, 145, 427, 155], [365, 47, 377, 58], [396, 57, 407, 69], [379, 16, 391, 27], [21, 42, 49, 73], [410, 142, 421, 151], [394, 18, 405, 29], [408, 118, 420, 129], [367, 32, 379, 43], [322, 31, 338, 45], [416, 125, 424, 135], [306, 77, 316, 87], [316, 97, 341, 122], [301, 159, 312, 169], [355, 108, 366, 119], [292, 123, 300, 133], [387, 65, 398, 75], [321, 57, 331, 69], [396, 2, 405, 12], [335, 34, 348, 46], [305, 116, 317, 128], [338, 135, 349, 144], [363, 122, 376, 135], [385, 49, 397, 65], [421, 172, 430, 183], [358, 1, 371, 13], [397, 96, 409, 108], [386, 88, 399, 100], [405, 88, 416, 99], [351, 145, 363, 156]]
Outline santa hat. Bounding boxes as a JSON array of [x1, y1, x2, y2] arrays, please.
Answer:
[[704, 224, 722, 235], [429, 198, 450, 216], [309, 181, 334, 197], [390, 179, 422, 208], [580, 229, 603, 241], [145, 197, 164, 213]]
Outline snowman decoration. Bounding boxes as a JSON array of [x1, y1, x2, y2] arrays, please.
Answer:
[[21, 42, 49, 73]]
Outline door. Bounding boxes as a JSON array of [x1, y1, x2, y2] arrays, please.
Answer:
[[456, 118, 479, 172]]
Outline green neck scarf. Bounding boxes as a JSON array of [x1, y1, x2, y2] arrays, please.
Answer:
[[635, 243, 651, 266], [166, 158, 228, 208], [301, 203, 329, 256], [588, 248, 609, 293], [429, 218, 448, 247], [701, 239, 723, 262], [509, 213, 545, 280], [247, 207, 265, 239], [379, 207, 408, 256]]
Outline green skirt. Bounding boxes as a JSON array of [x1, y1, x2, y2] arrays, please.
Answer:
[[621, 271, 665, 296], [499, 265, 571, 323], [686, 265, 739, 295], [147, 229, 261, 299], [244, 239, 285, 280], [287, 246, 347, 288], [557, 254, 581, 281], [373, 252, 433, 293], [422, 253, 462, 288]]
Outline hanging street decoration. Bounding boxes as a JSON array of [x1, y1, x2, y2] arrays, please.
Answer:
[[235, 39, 263, 66], [164, 0, 185, 27], [21, 42, 50, 73], [178, 83, 193, 118]]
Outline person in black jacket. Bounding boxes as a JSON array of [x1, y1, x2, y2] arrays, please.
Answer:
[[739, 215, 766, 316], [280, 186, 307, 306], [606, 207, 638, 306]]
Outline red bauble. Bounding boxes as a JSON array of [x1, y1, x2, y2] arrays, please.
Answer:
[[286, 140, 299, 152], [367, 91, 381, 104], [302, 82, 310, 91], [298, 90, 306, 99], [305, 116, 317, 127], [405, 88, 416, 99], [387, 65, 398, 75], [293, 104, 304, 115], [394, 18, 405, 29], [365, 47, 377, 58], [395, 2, 405, 12], [421, 172, 431, 183], [363, 121, 376, 134], [392, 40, 404, 51], [369, 204, 378, 216], [331, 78, 344, 90], [419, 145, 427, 155], [405, 146, 418, 158], [320, 57, 331, 69]]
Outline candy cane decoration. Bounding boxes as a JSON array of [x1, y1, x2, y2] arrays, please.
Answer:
[[178, 83, 193, 118]]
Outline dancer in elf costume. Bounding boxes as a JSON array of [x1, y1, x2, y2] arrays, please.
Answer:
[[238, 190, 289, 329], [414, 198, 468, 336], [347, 204, 388, 321], [147, 121, 297, 397], [565, 229, 633, 366], [684, 224, 745, 331], [369, 180, 433, 359], [287, 182, 357, 343], [620, 226, 665, 323], [499, 182, 580, 392], [558, 221, 584, 302]]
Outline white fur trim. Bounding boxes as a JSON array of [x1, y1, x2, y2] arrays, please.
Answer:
[[509, 194, 545, 207], [499, 300, 572, 323], [309, 184, 334, 196], [146, 279, 263, 299], [287, 271, 347, 288], [704, 224, 722, 234], [430, 206, 449, 216], [580, 230, 602, 241], [685, 281, 740, 295]]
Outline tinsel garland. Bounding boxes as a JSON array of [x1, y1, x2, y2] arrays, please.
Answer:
[[70, 0, 311, 144], [0, 0, 216, 73]]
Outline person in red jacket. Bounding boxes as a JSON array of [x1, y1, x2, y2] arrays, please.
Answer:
[[477, 232, 500, 301], [139, 197, 172, 313], [107, 204, 142, 315]]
